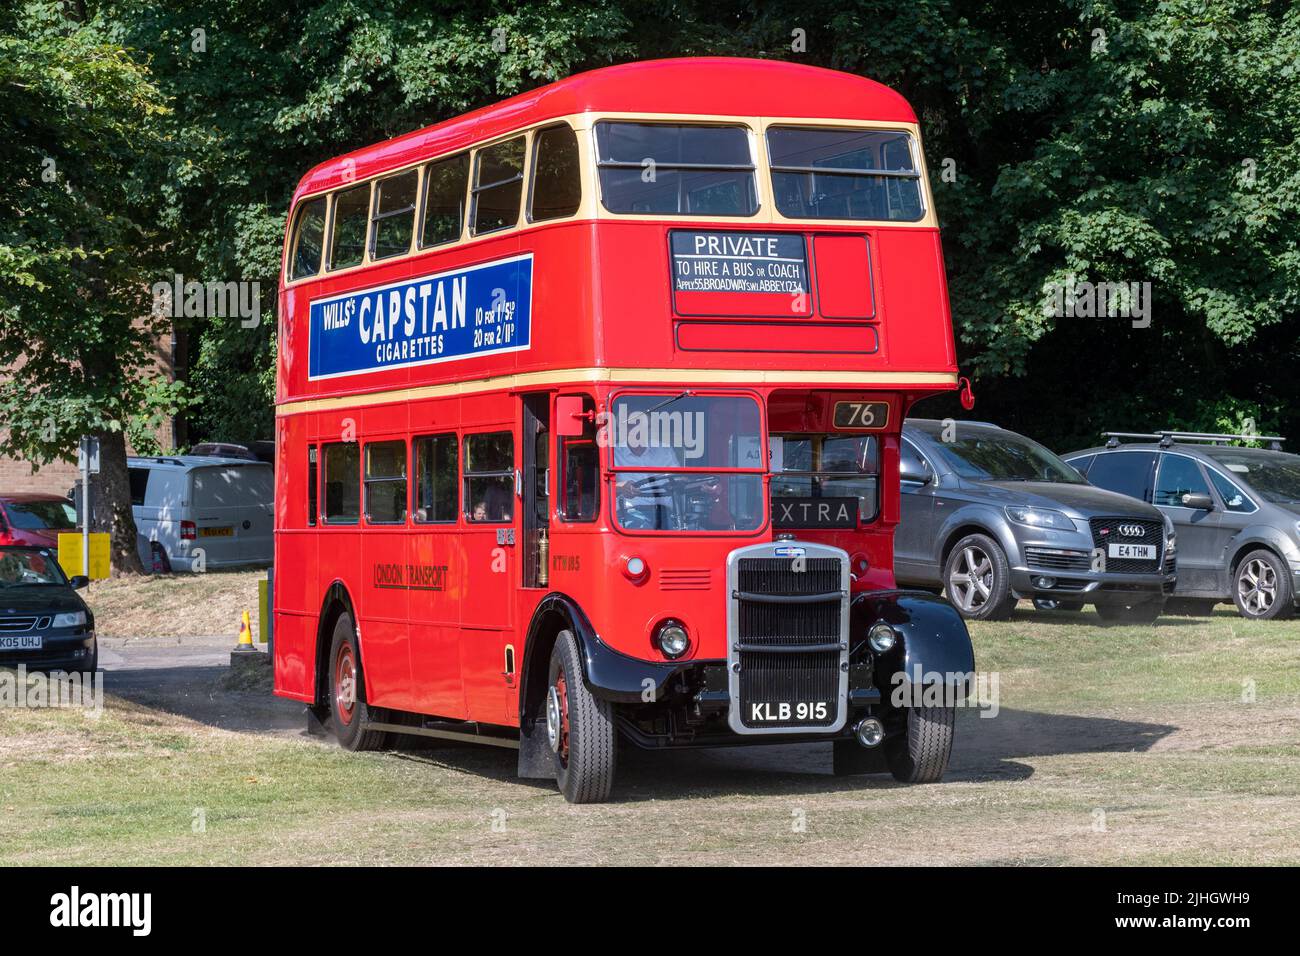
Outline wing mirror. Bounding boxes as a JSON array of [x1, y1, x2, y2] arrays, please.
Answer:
[[68, 575, 90, 590], [1181, 492, 1215, 511]]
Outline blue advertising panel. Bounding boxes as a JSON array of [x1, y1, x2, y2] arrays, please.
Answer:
[[308, 254, 532, 380]]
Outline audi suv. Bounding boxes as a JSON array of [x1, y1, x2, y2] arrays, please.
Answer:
[[895, 420, 1176, 622]]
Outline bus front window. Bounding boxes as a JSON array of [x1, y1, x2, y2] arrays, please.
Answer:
[[609, 394, 764, 532]]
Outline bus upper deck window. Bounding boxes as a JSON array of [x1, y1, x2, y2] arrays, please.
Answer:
[[329, 183, 371, 270], [767, 127, 924, 222], [594, 122, 757, 217], [421, 152, 469, 248], [290, 197, 327, 280], [371, 170, 418, 261], [464, 432, 514, 522], [530, 124, 581, 222], [471, 137, 525, 236]]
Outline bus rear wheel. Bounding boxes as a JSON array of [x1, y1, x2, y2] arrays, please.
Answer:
[[546, 630, 616, 803], [328, 613, 388, 752]]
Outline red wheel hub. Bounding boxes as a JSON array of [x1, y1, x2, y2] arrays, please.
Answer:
[[334, 643, 357, 726], [554, 673, 571, 763]]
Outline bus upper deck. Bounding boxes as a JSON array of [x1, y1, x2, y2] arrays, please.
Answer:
[[277, 57, 957, 410]]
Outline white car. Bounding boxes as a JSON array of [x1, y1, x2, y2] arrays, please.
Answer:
[[128, 456, 274, 572]]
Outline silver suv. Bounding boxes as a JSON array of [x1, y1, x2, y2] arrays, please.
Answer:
[[1065, 431, 1300, 620], [894, 420, 1176, 623]]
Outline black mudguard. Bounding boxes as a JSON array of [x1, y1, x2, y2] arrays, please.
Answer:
[[851, 589, 976, 704], [517, 593, 697, 778]]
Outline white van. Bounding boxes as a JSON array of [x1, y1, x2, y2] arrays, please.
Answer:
[[128, 456, 274, 572]]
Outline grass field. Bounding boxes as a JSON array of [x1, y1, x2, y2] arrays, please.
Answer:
[[2, 591, 1298, 865], [86, 569, 264, 639]]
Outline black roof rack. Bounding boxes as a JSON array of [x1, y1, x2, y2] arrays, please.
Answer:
[[1101, 430, 1286, 451]]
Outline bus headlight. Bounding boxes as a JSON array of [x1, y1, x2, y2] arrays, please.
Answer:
[[868, 623, 897, 653], [654, 619, 690, 659]]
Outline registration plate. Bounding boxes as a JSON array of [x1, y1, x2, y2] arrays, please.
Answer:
[[747, 701, 832, 723], [0, 635, 42, 651], [1108, 543, 1156, 560], [200, 526, 234, 537]]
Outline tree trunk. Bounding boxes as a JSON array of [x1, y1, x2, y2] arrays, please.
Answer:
[[95, 429, 145, 575]]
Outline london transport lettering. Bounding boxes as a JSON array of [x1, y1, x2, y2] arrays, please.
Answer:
[[373, 563, 449, 591], [670, 230, 808, 294], [308, 254, 532, 379]]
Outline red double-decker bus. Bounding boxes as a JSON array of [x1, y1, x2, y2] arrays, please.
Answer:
[[273, 57, 975, 802]]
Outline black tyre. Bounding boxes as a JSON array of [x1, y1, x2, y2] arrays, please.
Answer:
[[546, 630, 616, 803], [1165, 597, 1219, 617], [1095, 600, 1164, 625], [1032, 598, 1083, 612], [885, 705, 955, 783], [943, 533, 1015, 620], [327, 613, 388, 751], [1233, 549, 1295, 620]]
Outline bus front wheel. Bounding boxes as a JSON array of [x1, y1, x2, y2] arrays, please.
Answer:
[[546, 630, 617, 803], [328, 613, 388, 752]]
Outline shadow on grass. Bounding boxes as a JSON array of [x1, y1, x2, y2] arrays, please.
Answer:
[[363, 706, 1177, 804], [101, 659, 1177, 804]]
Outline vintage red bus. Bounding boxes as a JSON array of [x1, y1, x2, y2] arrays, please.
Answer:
[[273, 57, 975, 802]]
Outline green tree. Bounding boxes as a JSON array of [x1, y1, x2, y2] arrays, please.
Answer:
[[0, 3, 183, 573]]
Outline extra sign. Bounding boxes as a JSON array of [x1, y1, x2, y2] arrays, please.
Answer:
[[308, 254, 532, 379], [670, 230, 810, 317]]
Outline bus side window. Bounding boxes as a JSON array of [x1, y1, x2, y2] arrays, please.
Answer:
[[307, 445, 317, 527], [329, 183, 371, 271], [420, 152, 469, 248], [322, 443, 360, 524], [290, 197, 327, 280], [370, 170, 418, 260], [364, 440, 407, 523], [471, 137, 525, 236], [530, 124, 581, 222], [558, 396, 598, 522], [464, 432, 514, 522], [413, 433, 458, 522]]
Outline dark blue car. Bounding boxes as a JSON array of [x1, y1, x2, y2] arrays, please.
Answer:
[[0, 546, 97, 672]]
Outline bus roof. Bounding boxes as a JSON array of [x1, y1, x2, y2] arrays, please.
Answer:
[[293, 57, 918, 201]]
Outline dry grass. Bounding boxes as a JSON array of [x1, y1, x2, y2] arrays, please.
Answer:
[[3, 587, 1299, 865], [86, 570, 263, 640]]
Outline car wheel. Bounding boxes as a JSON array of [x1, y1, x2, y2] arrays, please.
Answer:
[[1165, 598, 1219, 616], [943, 534, 1015, 620], [885, 705, 955, 783], [1233, 549, 1295, 620], [1032, 598, 1083, 612], [1095, 601, 1164, 625], [547, 629, 617, 803], [328, 613, 388, 751]]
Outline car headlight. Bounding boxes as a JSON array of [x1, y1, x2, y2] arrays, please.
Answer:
[[52, 611, 87, 628], [1164, 515, 1177, 552], [1004, 506, 1075, 531]]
